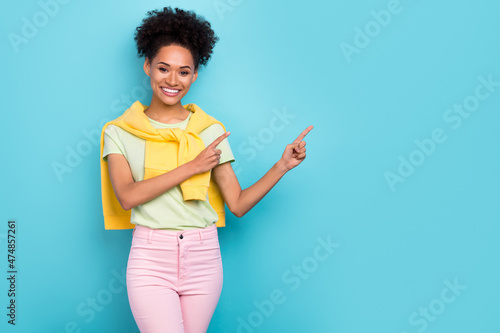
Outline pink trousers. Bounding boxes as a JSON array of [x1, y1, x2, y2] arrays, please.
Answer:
[[126, 224, 223, 333]]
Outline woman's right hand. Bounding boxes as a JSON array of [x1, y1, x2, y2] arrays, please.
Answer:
[[189, 131, 231, 174]]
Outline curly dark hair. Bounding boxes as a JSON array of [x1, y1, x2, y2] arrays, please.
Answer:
[[134, 7, 219, 70]]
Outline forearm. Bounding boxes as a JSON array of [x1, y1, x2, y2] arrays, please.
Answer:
[[234, 159, 289, 217], [123, 162, 197, 210]]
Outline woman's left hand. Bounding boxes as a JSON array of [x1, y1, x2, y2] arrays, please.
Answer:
[[280, 125, 314, 171]]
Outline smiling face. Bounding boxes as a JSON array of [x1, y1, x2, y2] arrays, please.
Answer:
[[143, 44, 198, 107]]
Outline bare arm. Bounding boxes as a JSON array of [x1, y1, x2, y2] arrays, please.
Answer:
[[212, 125, 313, 218], [212, 160, 288, 218], [107, 131, 231, 210], [107, 154, 196, 210]]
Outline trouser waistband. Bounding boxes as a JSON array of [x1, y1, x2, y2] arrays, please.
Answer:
[[132, 224, 218, 244]]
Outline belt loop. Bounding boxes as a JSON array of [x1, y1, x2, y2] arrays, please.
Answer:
[[199, 229, 204, 244], [147, 229, 154, 244]]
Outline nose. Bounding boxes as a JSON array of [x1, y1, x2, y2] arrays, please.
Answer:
[[166, 71, 178, 86]]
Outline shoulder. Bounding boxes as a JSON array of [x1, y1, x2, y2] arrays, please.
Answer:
[[104, 124, 122, 139], [105, 124, 136, 139], [189, 103, 225, 128], [104, 124, 117, 134], [203, 123, 225, 135], [198, 123, 229, 148]]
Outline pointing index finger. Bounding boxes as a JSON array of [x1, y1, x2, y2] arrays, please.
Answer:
[[208, 131, 231, 148], [293, 125, 314, 144]]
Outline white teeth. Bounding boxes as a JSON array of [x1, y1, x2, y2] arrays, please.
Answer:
[[162, 87, 179, 93]]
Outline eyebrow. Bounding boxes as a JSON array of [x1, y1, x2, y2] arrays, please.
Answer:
[[157, 62, 192, 70]]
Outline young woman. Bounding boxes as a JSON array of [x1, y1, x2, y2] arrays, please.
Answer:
[[101, 6, 312, 333]]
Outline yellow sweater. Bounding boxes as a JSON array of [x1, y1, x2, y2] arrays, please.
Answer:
[[100, 100, 228, 230]]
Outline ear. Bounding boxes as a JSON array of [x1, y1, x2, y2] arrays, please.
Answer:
[[191, 68, 198, 83], [143, 58, 151, 77]]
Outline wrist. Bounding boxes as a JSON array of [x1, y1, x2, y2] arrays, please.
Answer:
[[182, 161, 200, 177], [275, 158, 290, 174]]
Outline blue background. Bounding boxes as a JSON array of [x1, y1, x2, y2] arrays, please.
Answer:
[[1, 0, 499, 332]]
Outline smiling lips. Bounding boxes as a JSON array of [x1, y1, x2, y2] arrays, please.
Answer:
[[161, 87, 181, 96]]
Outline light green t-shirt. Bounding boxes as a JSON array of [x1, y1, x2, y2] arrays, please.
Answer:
[[102, 110, 235, 230]]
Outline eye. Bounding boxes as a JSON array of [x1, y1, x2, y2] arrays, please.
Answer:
[[180, 71, 189, 75], [159, 68, 167, 72]]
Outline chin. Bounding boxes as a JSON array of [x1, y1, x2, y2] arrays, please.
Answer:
[[156, 92, 181, 106]]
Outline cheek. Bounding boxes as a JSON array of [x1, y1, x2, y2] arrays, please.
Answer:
[[182, 77, 194, 88], [150, 75, 162, 88]]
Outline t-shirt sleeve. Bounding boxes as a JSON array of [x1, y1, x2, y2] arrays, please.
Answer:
[[102, 125, 125, 162], [199, 123, 235, 165]]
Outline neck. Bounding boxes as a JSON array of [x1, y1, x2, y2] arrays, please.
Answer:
[[144, 96, 190, 124]]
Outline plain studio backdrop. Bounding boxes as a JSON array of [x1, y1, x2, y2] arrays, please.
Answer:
[[1, 0, 499, 332]]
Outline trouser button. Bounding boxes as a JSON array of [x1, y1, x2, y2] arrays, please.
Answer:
[[179, 234, 184, 239]]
